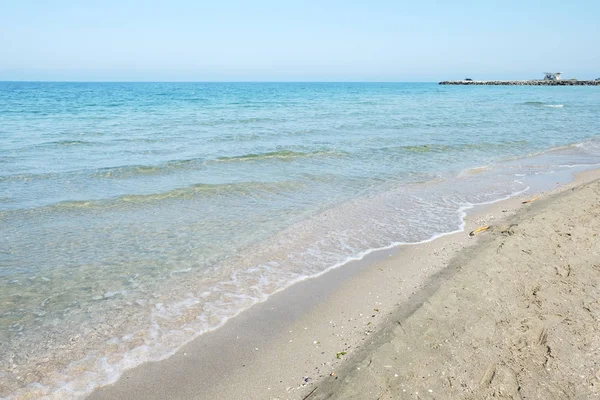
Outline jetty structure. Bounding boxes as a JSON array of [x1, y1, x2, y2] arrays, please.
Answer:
[[440, 72, 600, 85]]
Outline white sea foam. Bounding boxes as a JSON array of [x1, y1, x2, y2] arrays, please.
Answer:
[[457, 165, 491, 178], [7, 175, 536, 400], [558, 162, 600, 168]]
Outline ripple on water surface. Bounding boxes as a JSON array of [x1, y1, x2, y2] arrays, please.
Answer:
[[1, 82, 600, 398]]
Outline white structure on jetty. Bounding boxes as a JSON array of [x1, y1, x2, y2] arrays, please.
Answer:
[[543, 72, 562, 81]]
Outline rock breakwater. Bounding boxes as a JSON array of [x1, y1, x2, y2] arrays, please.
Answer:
[[440, 80, 600, 86]]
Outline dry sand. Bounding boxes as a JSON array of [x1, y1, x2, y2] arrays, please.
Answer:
[[89, 169, 600, 400], [314, 171, 600, 400]]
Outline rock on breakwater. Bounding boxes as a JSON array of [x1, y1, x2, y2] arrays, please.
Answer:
[[440, 80, 600, 86]]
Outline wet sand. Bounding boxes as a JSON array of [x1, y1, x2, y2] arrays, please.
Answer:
[[89, 169, 600, 400]]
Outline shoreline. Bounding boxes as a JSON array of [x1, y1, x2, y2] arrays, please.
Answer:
[[89, 168, 600, 400], [314, 168, 600, 399]]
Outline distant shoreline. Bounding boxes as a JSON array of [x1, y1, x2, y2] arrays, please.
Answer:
[[440, 80, 600, 86]]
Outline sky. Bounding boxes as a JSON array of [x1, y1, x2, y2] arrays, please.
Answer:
[[1, 0, 599, 82]]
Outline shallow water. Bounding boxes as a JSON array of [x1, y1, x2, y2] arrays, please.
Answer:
[[1, 82, 599, 398]]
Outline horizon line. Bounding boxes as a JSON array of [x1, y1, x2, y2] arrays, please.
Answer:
[[0, 80, 443, 84]]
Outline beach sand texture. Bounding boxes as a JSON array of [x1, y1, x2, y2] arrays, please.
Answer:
[[89, 172, 600, 400], [314, 179, 600, 399]]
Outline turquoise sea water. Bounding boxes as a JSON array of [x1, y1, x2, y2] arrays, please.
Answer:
[[1, 82, 599, 398]]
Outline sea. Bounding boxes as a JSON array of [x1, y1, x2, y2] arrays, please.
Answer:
[[1, 82, 599, 398]]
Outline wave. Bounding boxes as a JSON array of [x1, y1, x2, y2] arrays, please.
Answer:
[[398, 144, 451, 153], [0, 172, 57, 183], [93, 164, 165, 178], [33, 139, 97, 148], [334, 120, 485, 131], [42, 180, 306, 210], [523, 101, 565, 108], [494, 138, 600, 167], [96, 150, 345, 177], [214, 149, 347, 163], [0, 160, 201, 183], [91, 158, 206, 179], [206, 128, 326, 143], [206, 133, 264, 143], [2, 148, 346, 183], [16, 137, 184, 152], [53, 140, 92, 146], [379, 140, 529, 154], [196, 116, 281, 127], [523, 141, 592, 158], [0, 139, 528, 185], [0, 178, 304, 213], [457, 165, 492, 177], [10, 139, 102, 152]]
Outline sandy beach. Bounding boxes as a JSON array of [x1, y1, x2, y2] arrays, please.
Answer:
[[88, 169, 600, 400]]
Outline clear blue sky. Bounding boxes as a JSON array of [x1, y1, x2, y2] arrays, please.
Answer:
[[1, 0, 598, 81]]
